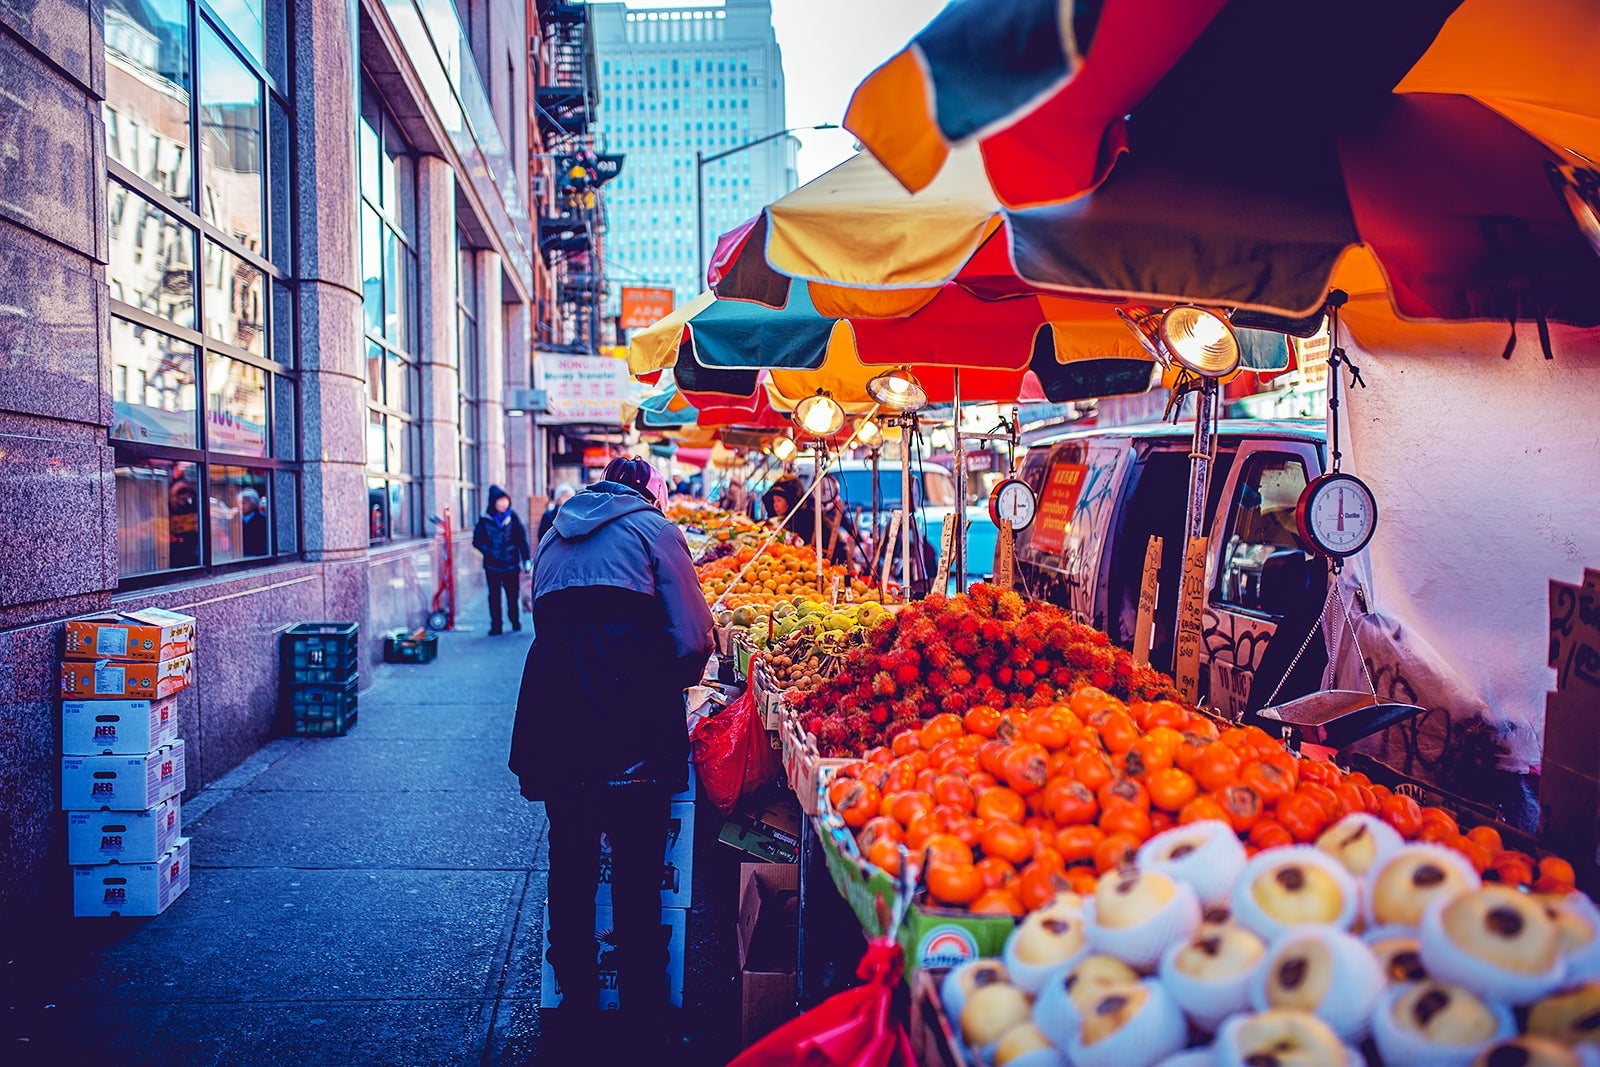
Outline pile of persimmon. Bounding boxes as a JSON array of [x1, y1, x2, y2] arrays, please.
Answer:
[[823, 686, 1574, 917]]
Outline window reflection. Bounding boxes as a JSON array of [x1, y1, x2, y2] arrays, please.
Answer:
[[116, 458, 202, 576], [105, 0, 192, 201], [199, 21, 264, 253], [111, 318, 199, 449], [204, 0, 265, 67], [205, 352, 268, 457], [203, 241, 266, 355], [106, 183, 196, 328], [209, 464, 271, 563]]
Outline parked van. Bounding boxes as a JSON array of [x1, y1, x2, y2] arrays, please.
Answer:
[[1014, 420, 1330, 718], [790, 458, 1000, 587]]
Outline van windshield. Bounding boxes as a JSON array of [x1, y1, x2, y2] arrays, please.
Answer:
[[831, 467, 958, 509]]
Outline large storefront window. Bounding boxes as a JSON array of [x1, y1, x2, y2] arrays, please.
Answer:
[[360, 86, 423, 542], [457, 233, 481, 528], [105, 0, 297, 584]]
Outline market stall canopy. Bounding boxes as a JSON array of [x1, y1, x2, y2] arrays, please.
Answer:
[[836, 0, 1600, 332]]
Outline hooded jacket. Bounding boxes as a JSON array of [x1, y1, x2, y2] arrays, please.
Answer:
[[508, 480, 714, 798], [472, 486, 531, 572]]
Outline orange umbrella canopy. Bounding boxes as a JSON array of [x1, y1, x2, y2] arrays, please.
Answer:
[[828, 0, 1600, 339]]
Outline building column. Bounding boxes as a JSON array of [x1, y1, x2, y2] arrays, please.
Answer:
[[294, 0, 367, 566], [478, 250, 508, 493], [416, 155, 459, 527], [502, 299, 535, 511]]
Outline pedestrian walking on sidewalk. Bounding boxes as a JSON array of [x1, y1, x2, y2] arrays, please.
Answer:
[[536, 482, 576, 542], [471, 485, 531, 635], [509, 456, 712, 1056]]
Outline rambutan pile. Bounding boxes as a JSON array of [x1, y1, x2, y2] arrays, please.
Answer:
[[796, 583, 1182, 756]]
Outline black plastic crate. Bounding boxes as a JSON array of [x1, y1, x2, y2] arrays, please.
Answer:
[[383, 629, 438, 664], [282, 678, 359, 736], [280, 622, 359, 685]]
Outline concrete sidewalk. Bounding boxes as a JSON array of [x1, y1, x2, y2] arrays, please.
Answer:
[[2, 616, 744, 1065]]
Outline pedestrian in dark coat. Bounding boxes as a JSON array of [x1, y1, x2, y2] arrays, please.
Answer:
[[536, 483, 576, 542], [471, 485, 531, 635], [509, 457, 712, 1054]]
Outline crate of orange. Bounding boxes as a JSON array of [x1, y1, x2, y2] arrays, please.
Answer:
[[780, 700, 847, 817], [816, 764, 1018, 981]]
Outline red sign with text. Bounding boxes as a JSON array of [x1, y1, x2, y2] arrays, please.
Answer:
[[619, 287, 675, 329], [1029, 463, 1088, 554]]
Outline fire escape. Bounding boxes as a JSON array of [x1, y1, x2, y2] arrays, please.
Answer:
[[533, 0, 604, 354]]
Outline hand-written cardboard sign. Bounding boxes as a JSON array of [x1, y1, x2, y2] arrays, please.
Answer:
[[994, 520, 1016, 591], [1030, 463, 1088, 555], [1550, 568, 1600, 691], [1133, 535, 1163, 669], [882, 510, 903, 600], [933, 515, 957, 592], [1175, 536, 1209, 702]]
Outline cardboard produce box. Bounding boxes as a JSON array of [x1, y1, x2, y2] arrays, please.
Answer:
[[719, 792, 801, 865], [1541, 566, 1600, 889], [72, 837, 190, 918], [67, 796, 181, 865], [62, 696, 179, 755], [60, 654, 193, 700], [538, 902, 686, 1011], [65, 609, 195, 662], [910, 969, 969, 1067], [61, 740, 186, 811], [738, 862, 798, 1044], [597, 800, 694, 909]]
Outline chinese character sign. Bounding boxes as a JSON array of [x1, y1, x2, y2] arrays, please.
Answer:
[[619, 287, 674, 330], [534, 353, 633, 424]]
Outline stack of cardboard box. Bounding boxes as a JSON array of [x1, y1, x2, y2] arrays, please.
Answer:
[[539, 767, 696, 1013], [1541, 567, 1600, 893], [60, 609, 195, 917]]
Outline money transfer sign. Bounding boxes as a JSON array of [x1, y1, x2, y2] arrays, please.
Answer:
[[533, 352, 632, 424]]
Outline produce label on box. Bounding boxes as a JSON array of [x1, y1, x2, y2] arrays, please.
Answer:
[[64, 609, 195, 662], [67, 796, 181, 864], [72, 837, 190, 918], [60, 655, 193, 699], [61, 739, 186, 811], [62, 696, 179, 755]]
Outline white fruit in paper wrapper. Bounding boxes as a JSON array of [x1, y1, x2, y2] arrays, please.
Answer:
[[1152, 1052, 1217, 1067], [1063, 980, 1187, 1067], [1031, 955, 1140, 1050], [1084, 868, 1202, 970], [1158, 923, 1265, 1033], [943, 958, 1011, 1025], [1231, 846, 1359, 941], [1366, 924, 1432, 983], [1365, 842, 1482, 930], [1527, 978, 1600, 1047], [1213, 1009, 1364, 1067], [1137, 820, 1248, 907], [961, 981, 1033, 1062], [1421, 887, 1567, 1004], [992, 1023, 1068, 1067], [1370, 981, 1517, 1067], [1316, 812, 1404, 878], [1549, 892, 1600, 982], [1003, 900, 1089, 995], [1469, 1036, 1599, 1067], [1248, 925, 1384, 1042]]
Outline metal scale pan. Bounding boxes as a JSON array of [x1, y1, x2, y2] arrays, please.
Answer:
[[1246, 689, 1427, 751]]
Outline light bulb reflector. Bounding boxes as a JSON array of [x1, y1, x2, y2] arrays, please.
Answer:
[[866, 367, 928, 412], [794, 393, 845, 437], [1161, 306, 1240, 377], [771, 436, 797, 462], [856, 418, 882, 448]]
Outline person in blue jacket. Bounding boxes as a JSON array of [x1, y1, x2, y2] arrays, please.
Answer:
[[509, 457, 712, 1057], [471, 485, 531, 635]]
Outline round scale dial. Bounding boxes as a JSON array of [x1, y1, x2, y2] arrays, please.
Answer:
[[1295, 472, 1378, 558], [988, 478, 1037, 531], [817, 473, 840, 508]]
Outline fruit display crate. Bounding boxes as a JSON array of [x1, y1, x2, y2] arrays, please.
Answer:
[[279, 622, 359, 685], [382, 629, 438, 664], [282, 678, 359, 736]]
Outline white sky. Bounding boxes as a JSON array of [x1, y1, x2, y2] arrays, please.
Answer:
[[598, 0, 948, 182]]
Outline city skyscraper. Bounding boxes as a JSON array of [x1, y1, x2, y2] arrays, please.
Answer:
[[590, 0, 799, 309]]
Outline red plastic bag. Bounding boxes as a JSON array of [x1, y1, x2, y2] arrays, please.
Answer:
[[691, 682, 780, 816], [726, 939, 916, 1067]]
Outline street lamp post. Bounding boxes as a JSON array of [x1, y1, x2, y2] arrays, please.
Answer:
[[695, 123, 838, 289]]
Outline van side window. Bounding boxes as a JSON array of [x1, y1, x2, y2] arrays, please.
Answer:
[[1216, 454, 1310, 615]]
